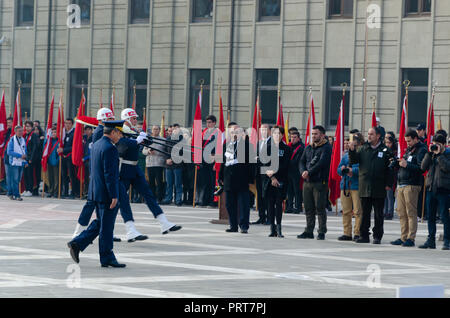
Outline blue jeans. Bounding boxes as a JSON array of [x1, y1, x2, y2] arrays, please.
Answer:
[[164, 168, 183, 204], [3, 163, 10, 193], [7, 165, 23, 198], [426, 191, 450, 244], [383, 189, 395, 217]]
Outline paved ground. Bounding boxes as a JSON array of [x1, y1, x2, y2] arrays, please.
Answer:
[[0, 196, 449, 298]]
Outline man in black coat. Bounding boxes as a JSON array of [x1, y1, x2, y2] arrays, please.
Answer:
[[218, 124, 255, 234], [23, 121, 41, 196], [349, 127, 394, 244], [252, 123, 271, 225], [286, 130, 304, 214], [57, 118, 79, 198], [297, 125, 332, 240]]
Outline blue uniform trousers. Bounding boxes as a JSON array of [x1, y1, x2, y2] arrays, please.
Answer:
[[120, 174, 163, 219], [71, 202, 119, 265]]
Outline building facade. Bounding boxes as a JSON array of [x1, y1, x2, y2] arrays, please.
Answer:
[[0, 0, 449, 135]]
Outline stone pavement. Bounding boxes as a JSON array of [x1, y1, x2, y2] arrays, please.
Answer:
[[0, 196, 449, 298]]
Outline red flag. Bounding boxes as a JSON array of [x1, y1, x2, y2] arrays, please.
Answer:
[[277, 95, 287, 143], [41, 94, 55, 172], [13, 87, 22, 132], [160, 112, 166, 138], [328, 94, 345, 206], [192, 90, 203, 164], [371, 111, 377, 128], [56, 95, 65, 149], [0, 90, 7, 155], [142, 108, 147, 133], [0, 90, 7, 181], [426, 92, 435, 147], [72, 91, 86, 171], [132, 88, 136, 110], [214, 90, 226, 201], [250, 96, 260, 149], [398, 94, 408, 158], [110, 89, 115, 115], [305, 92, 316, 147]]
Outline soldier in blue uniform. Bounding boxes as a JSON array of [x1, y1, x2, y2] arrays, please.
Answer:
[[72, 108, 122, 242], [67, 120, 126, 268], [119, 109, 182, 238]]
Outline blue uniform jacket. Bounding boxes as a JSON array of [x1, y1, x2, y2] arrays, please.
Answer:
[[116, 137, 144, 179], [88, 136, 119, 203], [337, 152, 359, 191], [92, 124, 104, 143]]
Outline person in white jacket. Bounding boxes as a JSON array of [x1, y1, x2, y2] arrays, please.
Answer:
[[7, 126, 28, 201]]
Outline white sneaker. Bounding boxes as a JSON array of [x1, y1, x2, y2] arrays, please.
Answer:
[[21, 191, 32, 197]]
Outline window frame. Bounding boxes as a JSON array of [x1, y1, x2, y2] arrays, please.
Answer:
[[71, 0, 92, 25], [325, 68, 351, 128], [14, 69, 33, 119], [401, 68, 429, 128], [16, 0, 35, 27], [191, 0, 214, 23], [127, 69, 148, 118], [254, 69, 279, 125], [189, 69, 211, 126], [69, 69, 89, 119], [258, 0, 281, 22], [327, 0, 354, 19], [404, 0, 432, 17], [129, 0, 151, 25]]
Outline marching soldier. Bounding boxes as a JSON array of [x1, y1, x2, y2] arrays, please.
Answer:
[[68, 120, 126, 268]]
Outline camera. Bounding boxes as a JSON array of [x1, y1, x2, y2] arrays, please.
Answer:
[[341, 167, 350, 174], [430, 144, 439, 152], [388, 157, 399, 169], [214, 185, 223, 196]]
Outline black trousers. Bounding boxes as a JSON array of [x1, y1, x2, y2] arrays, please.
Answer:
[[148, 166, 165, 202], [183, 164, 195, 204], [255, 174, 268, 221], [287, 174, 302, 211], [61, 156, 79, 197], [24, 162, 35, 192], [360, 197, 386, 240], [267, 185, 284, 225], [225, 190, 250, 231], [195, 164, 215, 206]]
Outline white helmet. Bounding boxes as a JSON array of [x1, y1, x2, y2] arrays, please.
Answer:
[[121, 108, 139, 121], [97, 108, 115, 121]]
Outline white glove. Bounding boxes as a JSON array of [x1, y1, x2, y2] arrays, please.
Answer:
[[136, 132, 147, 144]]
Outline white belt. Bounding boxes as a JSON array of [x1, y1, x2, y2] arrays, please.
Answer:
[[120, 159, 138, 172]]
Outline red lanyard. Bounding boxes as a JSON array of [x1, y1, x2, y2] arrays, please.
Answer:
[[26, 133, 33, 146], [290, 144, 302, 160]]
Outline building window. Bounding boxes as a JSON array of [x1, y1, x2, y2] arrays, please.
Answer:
[[16, 0, 34, 26], [255, 69, 278, 125], [189, 69, 211, 126], [130, 0, 150, 24], [325, 69, 350, 127], [192, 0, 213, 22], [71, 0, 91, 25], [402, 69, 428, 128], [405, 0, 432, 16], [259, 0, 281, 21], [127, 69, 148, 119], [15, 69, 32, 120], [328, 0, 353, 18], [69, 69, 89, 119]]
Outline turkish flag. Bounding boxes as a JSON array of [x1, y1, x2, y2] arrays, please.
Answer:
[[305, 92, 316, 147], [426, 93, 435, 147], [398, 95, 408, 158], [41, 94, 55, 172], [72, 91, 86, 180], [192, 90, 203, 164]]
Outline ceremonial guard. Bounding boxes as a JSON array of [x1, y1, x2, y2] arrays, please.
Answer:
[[68, 120, 126, 268], [117, 108, 182, 239]]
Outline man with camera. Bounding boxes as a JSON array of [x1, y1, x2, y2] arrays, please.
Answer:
[[419, 133, 450, 250], [337, 132, 364, 242], [390, 129, 428, 247], [349, 127, 394, 244], [297, 125, 332, 240]]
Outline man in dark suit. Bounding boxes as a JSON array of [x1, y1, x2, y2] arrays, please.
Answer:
[[252, 124, 271, 225], [57, 118, 79, 199], [68, 120, 126, 268], [218, 124, 255, 234]]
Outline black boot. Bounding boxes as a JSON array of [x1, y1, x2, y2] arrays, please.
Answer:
[[419, 237, 436, 249], [276, 224, 284, 238], [269, 224, 277, 237]]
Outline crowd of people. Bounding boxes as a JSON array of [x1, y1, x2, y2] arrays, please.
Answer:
[[1, 112, 449, 251]]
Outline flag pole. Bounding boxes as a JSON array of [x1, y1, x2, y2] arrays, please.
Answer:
[[58, 80, 64, 199], [193, 80, 204, 208], [421, 84, 435, 223]]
